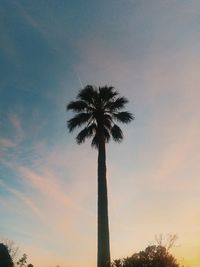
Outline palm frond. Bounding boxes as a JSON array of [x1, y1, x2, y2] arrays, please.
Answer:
[[67, 100, 88, 112], [99, 86, 118, 102], [103, 114, 112, 129], [111, 124, 123, 142], [77, 85, 98, 105], [91, 134, 99, 148], [113, 111, 134, 123], [105, 97, 128, 111], [67, 113, 91, 132], [104, 127, 111, 143], [91, 126, 111, 147], [76, 123, 96, 144]]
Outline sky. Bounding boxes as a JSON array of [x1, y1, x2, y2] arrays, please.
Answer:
[[0, 0, 200, 266]]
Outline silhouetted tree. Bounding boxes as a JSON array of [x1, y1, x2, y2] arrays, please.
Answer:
[[155, 234, 178, 251], [0, 243, 14, 267], [112, 245, 181, 267], [0, 237, 20, 261], [67, 85, 134, 267], [17, 253, 27, 267]]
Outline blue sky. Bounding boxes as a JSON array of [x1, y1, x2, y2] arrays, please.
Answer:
[[0, 1, 200, 266]]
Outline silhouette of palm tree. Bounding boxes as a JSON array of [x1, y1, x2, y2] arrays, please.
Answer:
[[67, 85, 134, 267]]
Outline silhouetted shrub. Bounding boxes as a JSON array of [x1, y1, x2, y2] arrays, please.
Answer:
[[17, 253, 27, 266], [112, 245, 181, 267], [0, 243, 14, 267]]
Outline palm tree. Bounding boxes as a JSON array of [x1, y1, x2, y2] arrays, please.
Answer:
[[67, 85, 134, 267]]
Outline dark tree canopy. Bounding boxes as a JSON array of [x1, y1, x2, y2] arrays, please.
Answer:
[[0, 243, 14, 267], [112, 245, 181, 267], [67, 85, 134, 148]]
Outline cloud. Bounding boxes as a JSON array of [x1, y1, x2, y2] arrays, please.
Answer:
[[0, 113, 25, 150], [9, 113, 22, 131], [0, 179, 45, 222], [17, 142, 98, 218], [9, 113, 24, 137], [0, 113, 26, 168], [0, 138, 16, 148], [18, 166, 73, 209]]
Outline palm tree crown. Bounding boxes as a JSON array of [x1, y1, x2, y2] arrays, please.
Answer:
[[67, 85, 134, 146]]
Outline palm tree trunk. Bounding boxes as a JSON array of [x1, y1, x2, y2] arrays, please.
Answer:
[[97, 138, 111, 267]]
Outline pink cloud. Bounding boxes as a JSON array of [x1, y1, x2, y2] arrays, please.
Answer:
[[7, 113, 25, 144], [0, 137, 16, 148], [18, 166, 75, 210], [9, 113, 23, 133]]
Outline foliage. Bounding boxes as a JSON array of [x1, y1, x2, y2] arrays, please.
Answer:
[[155, 234, 178, 251], [17, 253, 27, 267], [0, 243, 14, 267], [112, 245, 181, 267], [67, 85, 134, 148], [0, 237, 20, 261]]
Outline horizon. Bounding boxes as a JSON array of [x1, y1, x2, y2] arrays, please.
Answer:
[[0, 1, 200, 266]]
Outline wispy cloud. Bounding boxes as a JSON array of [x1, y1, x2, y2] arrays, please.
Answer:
[[0, 113, 25, 152], [17, 142, 97, 219], [9, 113, 24, 141], [0, 138, 16, 148], [0, 179, 45, 222], [9, 113, 22, 131], [18, 166, 73, 209]]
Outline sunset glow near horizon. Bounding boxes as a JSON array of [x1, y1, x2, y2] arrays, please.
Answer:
[[0, 1, 200, 267]]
